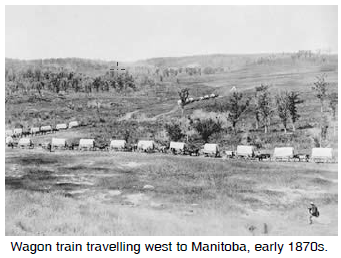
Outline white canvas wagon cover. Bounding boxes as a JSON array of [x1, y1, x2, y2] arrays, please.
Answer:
[[40, 125, 52, 131], [137, 140, 155, 150], [6, 136, 14, 144], [30, 127, 40, 133], [203, 143, 219, 153], [52, 138, 67, 147], [18, 138, 32, 146], [237, 145, 255, 156], [273, 147, 294, 158], [69, 121, 79, 128], [170, 141, 185, 150], [13, 128, 23, 135], [225, 150, 234, 156], [110, 140, 127, 148], [311, 148, 332, 159], [56, 123, 68, 130], [79, 139, 95, 147], [5, 130, 13, 137]]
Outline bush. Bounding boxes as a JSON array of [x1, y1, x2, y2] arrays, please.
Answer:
[[192, 118, 223, 143], [164, 123, 184, 142]]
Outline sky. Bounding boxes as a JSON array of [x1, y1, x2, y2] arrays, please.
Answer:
[[5, 5, 338, 61]]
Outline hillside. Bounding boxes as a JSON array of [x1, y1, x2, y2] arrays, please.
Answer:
[[5, 52, 338, 154]]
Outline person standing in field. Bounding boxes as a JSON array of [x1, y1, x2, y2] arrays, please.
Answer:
[[308, 202, 319, 224], [47, 142, 52, 152]]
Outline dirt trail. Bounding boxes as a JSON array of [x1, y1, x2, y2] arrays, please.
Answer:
[[119, 104, 180, 122], [151, 105, 179, 120], [118, 110, 140, 121]]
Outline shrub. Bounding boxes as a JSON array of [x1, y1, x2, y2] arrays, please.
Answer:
[[164, 123, 184, 142], [192, 118, 223, 143]]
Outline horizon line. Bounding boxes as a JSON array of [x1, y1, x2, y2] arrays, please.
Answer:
[[5, 50, 338, 63]]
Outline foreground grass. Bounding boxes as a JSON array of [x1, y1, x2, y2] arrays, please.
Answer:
[[5, 149, 338, 235]]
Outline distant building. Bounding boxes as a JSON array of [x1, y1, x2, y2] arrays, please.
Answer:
[[230, 86, 237, 92]]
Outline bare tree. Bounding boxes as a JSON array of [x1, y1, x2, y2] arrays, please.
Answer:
[[178, 88, 189, 115], [328, 92, 338, 136], [225, 91, 250, 133], [312, 74, 329, 144], [275, 92, 290, 133], [256, 85, 273, 134], [312, 74, 328, 113], [287, 91, 303, 132]]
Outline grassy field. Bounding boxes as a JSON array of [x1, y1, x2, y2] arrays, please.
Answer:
[[5, 147, 338, 236]]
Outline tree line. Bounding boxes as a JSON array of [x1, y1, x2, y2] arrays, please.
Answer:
[[5, 67, 136, 98]]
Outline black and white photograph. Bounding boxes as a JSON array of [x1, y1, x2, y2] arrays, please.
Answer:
[[5, 5, 338, 237]]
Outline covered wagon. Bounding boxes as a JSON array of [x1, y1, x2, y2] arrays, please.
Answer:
[[137, 140, 155, 152], [169, 141, 186, 155], [236, 145, 255, 159], [6, 136, 14, 146], [225, 150, 235, 158], [40, 125, 52, 134], [51, 138, 67, 150], [13, 128, 23, 137], [18, 138, 34, 149], [30, 127, 40, 135], [79, 139, 95, 151], [203, 143, 220, 157], [273, 147, 294, 161], [5, 129, 13, 137], [110, 140, 127, 151], [311, 148, 333, 163], [69, 121, 79, 129], [56, 123, 68, 130]]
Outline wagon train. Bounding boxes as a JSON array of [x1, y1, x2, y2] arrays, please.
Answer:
[[5, 135, 335, 163]]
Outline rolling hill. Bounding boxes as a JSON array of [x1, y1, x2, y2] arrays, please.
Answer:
[[5, 52, 338, 153]]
